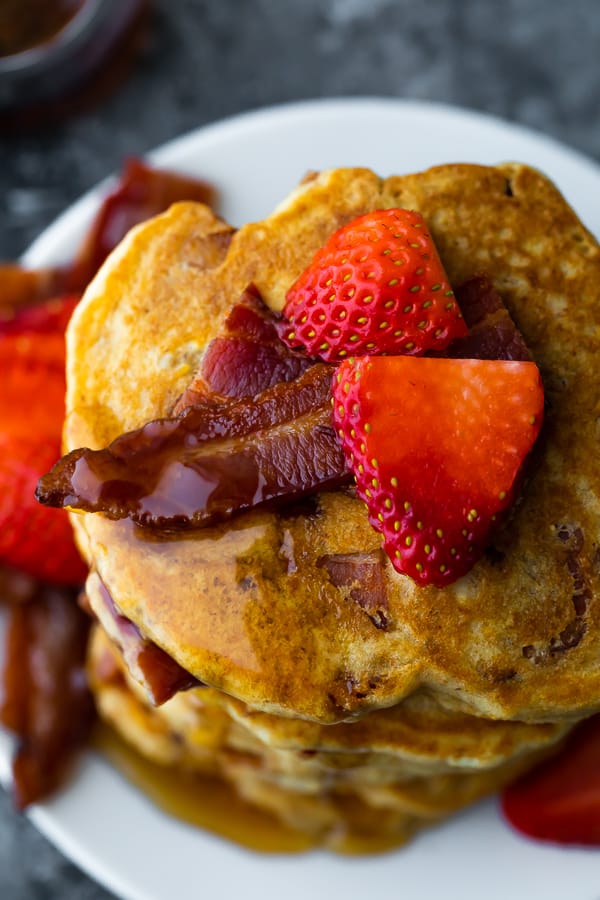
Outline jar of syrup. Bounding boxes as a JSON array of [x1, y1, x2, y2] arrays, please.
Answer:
[[0, 0, 149, 130]]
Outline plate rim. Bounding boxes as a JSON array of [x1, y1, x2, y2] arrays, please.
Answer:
[[5, 96, 600, 900], [23, 95, 600, 267]]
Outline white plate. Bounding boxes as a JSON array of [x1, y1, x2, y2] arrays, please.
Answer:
[[3, 98, 600, 900]]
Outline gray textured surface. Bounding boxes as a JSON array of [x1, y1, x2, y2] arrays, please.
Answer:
[[1, 0, 599, 897]]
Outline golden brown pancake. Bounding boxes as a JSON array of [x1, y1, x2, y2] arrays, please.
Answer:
[[88, 626, 565, 852], [68, 165, 600, 724]]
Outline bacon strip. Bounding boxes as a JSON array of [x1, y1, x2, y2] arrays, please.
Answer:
[[0, 585, 95, 809], [173, 287, 315, 413], [36, 276, 532, 532], [92, 577, 199, 704], [71, 158, 216, 286], [37, 364, 348, 530], [448, 274, 531, 362], [0, 159, 217, 319], [0, 265, 75, 319]]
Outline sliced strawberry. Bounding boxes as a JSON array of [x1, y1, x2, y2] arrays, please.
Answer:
[[502, 715, 600, 845], [0, 334, 67, 441], [0, 435, 87, 584], [0, 294, 79, 338], [0, 330, 86, 585], [280, 208, 467, 362], [333, 356, 544, 587]]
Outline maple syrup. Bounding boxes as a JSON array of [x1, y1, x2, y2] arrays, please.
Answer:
[[93, 721, 415, 855], [93, 723, 317, 854]]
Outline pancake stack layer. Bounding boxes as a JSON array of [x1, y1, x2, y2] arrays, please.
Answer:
[[65, 165, 600, 848]]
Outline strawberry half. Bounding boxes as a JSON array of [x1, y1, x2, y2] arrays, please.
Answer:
[[280, 208, 467, 362], [501, 715, 600, 846], [333, 356, 544, 587]]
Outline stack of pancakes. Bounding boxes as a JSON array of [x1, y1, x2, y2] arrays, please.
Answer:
[[66, 165, 600, 849]]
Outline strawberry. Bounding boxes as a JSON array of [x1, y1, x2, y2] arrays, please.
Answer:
[[0, 334, 67, 441], [502, 714, 600, 845], [280, 208, 467, 362], [333, 356, 544, 587], [0, 294, 79, 338], [0, 330, 87, 585], [0, 435, 87, 584]]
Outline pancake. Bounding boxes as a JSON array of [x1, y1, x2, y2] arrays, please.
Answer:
[[67, 165, 600, 724], [88, 625, 565, 851]]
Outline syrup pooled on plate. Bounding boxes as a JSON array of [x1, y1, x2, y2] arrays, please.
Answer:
[[93, 724, 316, 854], [94, 723, 421, 855]]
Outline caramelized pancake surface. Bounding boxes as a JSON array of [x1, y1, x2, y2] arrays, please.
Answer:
[[68, 166, 600, 723]]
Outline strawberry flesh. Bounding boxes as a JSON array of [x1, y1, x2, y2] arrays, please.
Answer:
[[333, 356, 544, 587], [0, 435, 88, 584]]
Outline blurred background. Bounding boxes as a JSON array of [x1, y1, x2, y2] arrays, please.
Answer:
[[0, 0, 599, 896]]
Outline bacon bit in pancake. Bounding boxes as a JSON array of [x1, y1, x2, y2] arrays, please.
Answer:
[[522, 523, 591, 662], [318, 551, 391, 630], [37, 364, 349, 530], [93, 578, 199, 705], [0, 584, 95, 809]]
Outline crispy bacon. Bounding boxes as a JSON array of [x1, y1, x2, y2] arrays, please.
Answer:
[[447, 274, 531, 362], [36, 274, 532, 533], [0, 585, 95, 809], [0, 565, 39, 606], [173, 288, 315, 413], [37, 363, 349, 529], [0, 293, 81, 339], [0, 264, 75, 319], [93, 578, 199, 705]]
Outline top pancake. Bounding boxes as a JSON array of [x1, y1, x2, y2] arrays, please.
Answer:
[[67, 165, 600, 724]]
